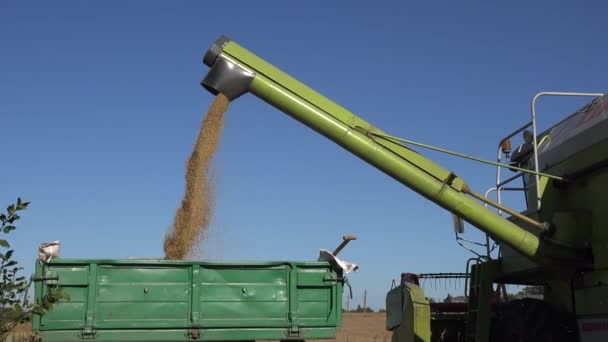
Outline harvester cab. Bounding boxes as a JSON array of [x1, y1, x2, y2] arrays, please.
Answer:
[[496, 92, 606, 211], [492, 92, 605, 276]]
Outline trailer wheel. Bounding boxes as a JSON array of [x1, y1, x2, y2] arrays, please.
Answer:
[[490, 298, 578, 342]]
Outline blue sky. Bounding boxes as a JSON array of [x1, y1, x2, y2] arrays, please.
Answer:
[[2, 1, 607, 309]]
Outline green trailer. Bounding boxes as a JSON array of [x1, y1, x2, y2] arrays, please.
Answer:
[[32, 259, 345, 341]]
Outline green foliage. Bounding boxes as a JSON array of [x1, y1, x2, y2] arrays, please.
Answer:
[[349, 304, 374, 313], [0, 199, 68, 339]]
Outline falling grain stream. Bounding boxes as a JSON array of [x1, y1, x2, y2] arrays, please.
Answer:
[[163, 94, 229, 260]]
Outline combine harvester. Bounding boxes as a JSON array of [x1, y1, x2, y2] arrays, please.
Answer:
[[33, 35, 607, 341], [197, 36, 606, 341]]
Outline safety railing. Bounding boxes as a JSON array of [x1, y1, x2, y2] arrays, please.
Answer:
[[495, 92, 604, 211]]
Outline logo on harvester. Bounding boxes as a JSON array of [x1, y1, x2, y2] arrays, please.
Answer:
[[581, 321, 608, 332], [577, 99, 608, 128]]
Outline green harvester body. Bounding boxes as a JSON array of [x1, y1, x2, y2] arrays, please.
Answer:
[[198, 36, 608, 342]]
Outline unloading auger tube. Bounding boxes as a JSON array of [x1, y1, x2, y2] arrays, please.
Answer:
[[201, 35, 581, 263]]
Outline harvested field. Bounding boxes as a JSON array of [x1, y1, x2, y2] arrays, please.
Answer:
[[330, 313, 390, 342], [262, 312, 390, 342]]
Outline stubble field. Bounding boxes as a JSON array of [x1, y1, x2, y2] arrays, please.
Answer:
[[327, 312, 391, 342]]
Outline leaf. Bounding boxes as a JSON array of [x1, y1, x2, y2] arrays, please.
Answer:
[[0, 239, 10, 248], [5, 260, 17, 267], [7, 214, 20, 224], [16, 200, 29, 211], [0, 213, 5, 222], [7, 205, 15, 216], [4, 250, 13, 260], [2, 226, 15, 233]]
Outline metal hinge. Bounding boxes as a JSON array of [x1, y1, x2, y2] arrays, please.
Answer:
[[80, 328, 96, 339], [31, 272, 59, 285], [31, 275, 59, 282], [323, 276, 346, 282], [188, 325, 201, 340], [286, 326, 301, 338]]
